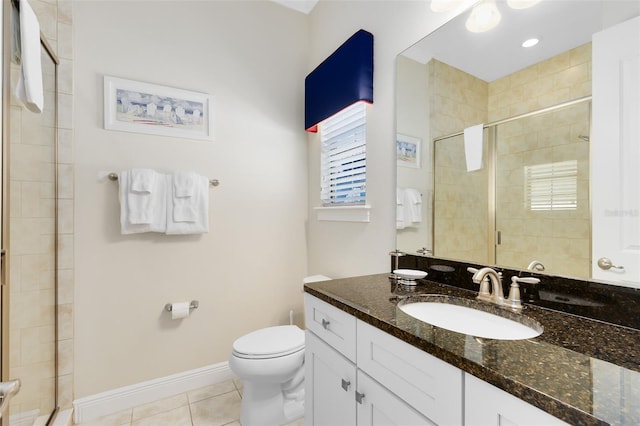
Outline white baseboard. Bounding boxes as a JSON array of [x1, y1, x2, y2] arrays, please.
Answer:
[[73, 362, 233, 424]]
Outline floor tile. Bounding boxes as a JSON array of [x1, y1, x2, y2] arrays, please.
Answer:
[[131, 405, 192, 426], [190, 391, 242, 426], [78, 408, 132, 426], [132, 393, 189, 421], [187, 380, 237, 404]]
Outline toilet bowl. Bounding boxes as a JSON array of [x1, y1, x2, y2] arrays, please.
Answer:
[[229, 275, 331, 426]]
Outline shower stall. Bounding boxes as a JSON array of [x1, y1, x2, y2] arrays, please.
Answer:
[[433, 98, 591, 278], [1, 1, 60, 425]]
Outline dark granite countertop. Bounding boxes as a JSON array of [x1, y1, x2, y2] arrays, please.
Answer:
[[304, 274, 640, 426]]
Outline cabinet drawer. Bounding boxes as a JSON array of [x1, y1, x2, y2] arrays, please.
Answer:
[[357, 320, 463, 425], [304, 293, 357, 362]]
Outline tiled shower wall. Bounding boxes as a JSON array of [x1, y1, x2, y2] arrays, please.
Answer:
[[8, 0, 74, 413], [431, 44, 591, 275]]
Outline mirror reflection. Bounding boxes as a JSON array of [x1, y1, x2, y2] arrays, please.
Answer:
[[395, 0, 640, 281]]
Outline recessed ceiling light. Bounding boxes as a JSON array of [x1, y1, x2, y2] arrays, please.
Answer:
[[522, 38, 539, 48]]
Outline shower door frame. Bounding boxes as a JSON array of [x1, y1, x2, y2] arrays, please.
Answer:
[[1, 0, 60, 423]]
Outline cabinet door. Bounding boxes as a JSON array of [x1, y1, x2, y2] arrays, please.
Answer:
[[465, 374, 568, 426], [305, 330, 357, 426], [357, 320, 463, 424], [357, 371, 435, 426]]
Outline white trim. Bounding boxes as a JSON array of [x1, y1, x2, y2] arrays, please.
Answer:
[[72, 362, 233, 424], [314, 205, 371, 222]]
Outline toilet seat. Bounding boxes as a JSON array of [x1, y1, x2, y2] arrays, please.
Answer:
[[232, 325, 304, 359]]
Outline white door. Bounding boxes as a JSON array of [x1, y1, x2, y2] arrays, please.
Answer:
[[592, 16, 640, 287]]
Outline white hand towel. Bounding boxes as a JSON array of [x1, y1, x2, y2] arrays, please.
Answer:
[[166, 174, 209, 235], [396, 188, 406, 230], [130, 168, 156, 193], [173, 171, 197, 197], [16, 0, 44, 114], [464, 124, 484, 172], [118, 170, 167, 234], [405, 188, 422, 223]]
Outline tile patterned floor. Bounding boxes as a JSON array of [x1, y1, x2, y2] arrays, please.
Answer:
[[77, 379, 305, 426]]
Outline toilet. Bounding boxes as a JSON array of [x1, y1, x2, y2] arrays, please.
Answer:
[[229, 275, 331, 426]]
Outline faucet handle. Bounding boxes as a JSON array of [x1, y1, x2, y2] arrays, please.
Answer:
[[507, 277, 523, 311], [467, 267, 479, 274], [513, 276, 540, 285]]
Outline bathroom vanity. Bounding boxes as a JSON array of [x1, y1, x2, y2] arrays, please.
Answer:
[[303, 265, 640, 426]]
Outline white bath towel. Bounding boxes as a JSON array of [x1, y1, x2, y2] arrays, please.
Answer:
[[464, 124, 484, 172], [118, 170, 167, 234], [166, 174, 209, 235], [16, 0, 44, 113]]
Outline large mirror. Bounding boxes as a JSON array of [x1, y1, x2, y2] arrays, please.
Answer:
[[396, 0, 640, 284]]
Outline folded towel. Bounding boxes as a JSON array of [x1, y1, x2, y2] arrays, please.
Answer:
[[464, 124, 484, 172], [130, 168, 156, 193], [118, 170, 167, 234], [15, 0, 44, 113], [173, 171, 197, 197], [405, 188, 422, 223], [166, 174, 209, 235], [396, 188, 406, 230]]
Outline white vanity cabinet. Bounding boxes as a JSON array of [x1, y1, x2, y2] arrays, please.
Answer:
[[304, 294, 462, 425], [465, 373, 569, 426]]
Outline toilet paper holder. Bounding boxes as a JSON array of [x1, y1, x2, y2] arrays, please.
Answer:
[[165, 300, 199, 312]]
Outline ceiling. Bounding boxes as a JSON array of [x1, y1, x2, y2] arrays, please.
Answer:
[[271, 0, 319, 14], [401, 0, 640, 82]]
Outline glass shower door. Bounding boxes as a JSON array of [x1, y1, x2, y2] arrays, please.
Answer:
[[3, 36, 59, 425], [494, 101, 591, 277]]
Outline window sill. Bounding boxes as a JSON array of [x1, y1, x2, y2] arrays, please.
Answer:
[[314, 205, 371, 222]]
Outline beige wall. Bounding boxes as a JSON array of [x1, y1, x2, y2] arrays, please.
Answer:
[[73, 1, 309, 397], [306, 0, 474, 278]]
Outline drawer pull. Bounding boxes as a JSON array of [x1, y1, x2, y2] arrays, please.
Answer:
[[355, 391, 365, 404], [341, 379, 351, 391], [321, 318, 330, 329]]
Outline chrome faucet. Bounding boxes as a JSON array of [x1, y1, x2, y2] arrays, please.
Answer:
[[471, 267, 504, 305], [526, 260, 545, 272]]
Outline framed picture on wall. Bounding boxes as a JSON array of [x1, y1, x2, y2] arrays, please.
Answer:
[[104, 76, 214, 140], [396, 133, 421, 168]]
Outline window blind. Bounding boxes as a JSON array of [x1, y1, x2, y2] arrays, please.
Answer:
[[524, 160, 578, 211], [320, 102, 366, 205]]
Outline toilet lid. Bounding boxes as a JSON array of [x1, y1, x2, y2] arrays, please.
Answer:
[[233, 325, 305, 359]]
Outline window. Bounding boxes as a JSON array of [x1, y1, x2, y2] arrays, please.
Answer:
[[320, 102, 367, 205], [524, 160, 578, 211]]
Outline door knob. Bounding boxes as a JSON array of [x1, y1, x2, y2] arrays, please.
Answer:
[[341, 378, 351, 391], [597, 257, 624, 270], [321, 318, 330, 329]]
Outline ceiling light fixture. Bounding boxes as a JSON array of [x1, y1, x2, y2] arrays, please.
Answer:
[[522, 38, 539, 47], [466, 0, 502, 33], [506, 0, 542, 10], [430, 0, 463, 13]]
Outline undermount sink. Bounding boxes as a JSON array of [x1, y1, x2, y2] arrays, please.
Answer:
[[397, 295, 543, 340]]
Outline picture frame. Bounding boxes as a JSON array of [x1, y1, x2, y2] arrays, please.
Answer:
[[396, 133, 421, 168], [104, 76, 214, 140]]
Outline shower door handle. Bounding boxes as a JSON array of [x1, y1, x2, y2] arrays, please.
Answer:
[[0, 249, 5, 287], [0, 379, 21, 418]]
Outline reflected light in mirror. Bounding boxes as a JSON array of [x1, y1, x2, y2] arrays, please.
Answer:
[[507, 0, 542, 9], [522, 37, 539, 47], [466, 0, 502, 33]]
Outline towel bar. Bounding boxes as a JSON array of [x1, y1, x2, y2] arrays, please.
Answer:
[[108, 172, 219, 187]]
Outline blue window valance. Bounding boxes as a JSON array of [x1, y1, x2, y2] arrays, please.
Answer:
[[305, 29, 374, 133]]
